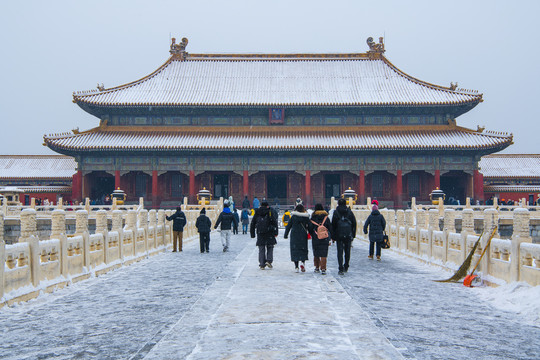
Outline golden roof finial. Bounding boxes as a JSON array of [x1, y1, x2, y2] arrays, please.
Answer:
[[367, 36, 385, 53], [170, 37, 189, 60]]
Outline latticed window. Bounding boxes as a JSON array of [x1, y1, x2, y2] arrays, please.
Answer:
[[408, 173, 420, 198], [325, 174, 341, 198], [371, 173, 384, 198], [135, 173, 147, 198], [171, 174, 182, 198]]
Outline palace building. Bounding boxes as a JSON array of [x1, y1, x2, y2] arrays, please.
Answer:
[[43, 37, 513, 208]]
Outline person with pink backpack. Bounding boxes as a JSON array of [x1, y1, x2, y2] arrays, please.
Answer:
[[309, 204, 332, 275]]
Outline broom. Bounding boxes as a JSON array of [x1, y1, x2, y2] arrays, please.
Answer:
[[463, 226, 498, 287], [434, 229, 484, 283]]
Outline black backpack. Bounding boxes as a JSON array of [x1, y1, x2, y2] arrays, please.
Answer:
[[256, 211, 272, 235], [337, 214, 352, 240]]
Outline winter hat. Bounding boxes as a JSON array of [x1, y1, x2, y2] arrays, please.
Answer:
[[371, 199, 379, 206], [372, 204, 379, 211], [223, 199, 230, 207], [200, 208, 206, 214]]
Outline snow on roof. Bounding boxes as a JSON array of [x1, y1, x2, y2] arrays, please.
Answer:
[[0, 155, 77, 179], [44, 126, 512, 152], [73, 54, 481, 108], [480, 154, 540, 178], [8, 185, 72, 193], [484, 185, 540, 193]]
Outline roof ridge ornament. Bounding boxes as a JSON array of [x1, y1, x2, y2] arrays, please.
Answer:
[[366, 36, 385, 59], [170, 37, 189, 60]]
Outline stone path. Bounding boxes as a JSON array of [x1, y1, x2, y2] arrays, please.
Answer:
[[0, 231, 538, 359]]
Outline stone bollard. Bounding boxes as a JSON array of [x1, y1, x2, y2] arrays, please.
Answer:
[[443, 209, 456, 233], [20, 208, 37, 241], [75, 210, 89, 236], [51, 209, 66, 239], [462, 208, 475, 236], [511, 208, 532, 282]]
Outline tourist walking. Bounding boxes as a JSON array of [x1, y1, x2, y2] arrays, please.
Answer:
[[166, 206, 187, 252], [331, 198, 357, 275], [195, 208, 212, 253], [284, 204, 311, 273], [241, 208, 250, 234], [310, 204, 332, 275], [242, 196, 250, 210], [253, 196, 260, 209], [214, 200, 238, 252], [363, 204, 386, 260], [232, 208, 240, 234], [250, 201, 278, 269]]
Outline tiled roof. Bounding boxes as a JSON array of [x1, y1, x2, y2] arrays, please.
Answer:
[[0, 185, 72, 193], [73, 53, 482, 108], [480, 154, 540, 178], [44, 126, 512, 153], [484, 185, 540, 193], [0, 155, 76, 179]]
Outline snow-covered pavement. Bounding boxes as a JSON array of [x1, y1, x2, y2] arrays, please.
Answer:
[[1, 232, 539, 359]]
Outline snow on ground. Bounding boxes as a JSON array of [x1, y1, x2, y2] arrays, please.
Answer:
[[0, 231, 539, 359]]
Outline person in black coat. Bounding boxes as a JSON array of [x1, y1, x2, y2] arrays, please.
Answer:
[[242, 196, 250, 210], [232, 208, 240, 234], [195, 208, 212, 253], [250, 201, 278, 269], [284, 204, 311, 273], [310, 203, 332, 275], [214, 200, 238, 252], [363, 204, 386, 260], [331, 198, 357, 275], [166, 207, 187, 252]]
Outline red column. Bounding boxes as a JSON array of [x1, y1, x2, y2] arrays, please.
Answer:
[[115, 170, 121, 189], [305, 170, 311, 208], [189, 170, 196, 204], [473, 170, 484, 203], [243, 170, 249, 197], [396, 170, 403, 209], [72, 171, 82, 202], [434, 170, 441, 189], [152, 170, 158, 209], [359, 170, 365, 205]]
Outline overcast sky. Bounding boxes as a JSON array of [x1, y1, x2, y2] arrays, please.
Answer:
[[1, 0, 538, 155]]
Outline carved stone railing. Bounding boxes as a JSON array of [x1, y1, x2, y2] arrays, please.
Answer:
[[0, 204, 217, 307], [352, 199, 540, 287]]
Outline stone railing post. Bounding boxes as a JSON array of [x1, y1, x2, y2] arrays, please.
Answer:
[[428, 209, 439, 258], [96, 210, 108, 263], [0, 239, 5, 299], [149, 209, 157, 249], [0, 212, 4, 243], [396, 210, 405, 249], [415, 209, 427, 255], [443, 209, 456, 233], [112, 210, 123, 259], [20, 208, 37, 242], [138, 209, 149, 254], [51, 209, 66, 239], [75, 210, 88, 236], [482, 208, 499, 276], [27, 235, 41, 287], [158, 210, 167, 246], [511, 208, 532, 282], [126, 210, 137, 231], [461, 208, 474, 236]]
